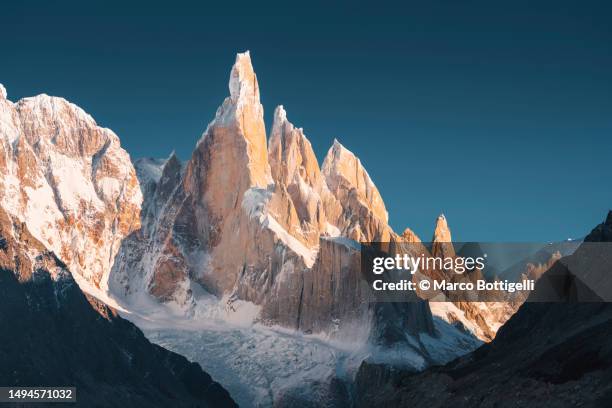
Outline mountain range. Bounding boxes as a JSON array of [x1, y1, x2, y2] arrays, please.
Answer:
[[0, 52, 603, 407]]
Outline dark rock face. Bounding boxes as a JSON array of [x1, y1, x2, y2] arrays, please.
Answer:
[[259, 237, 436, 340], [354, 212, 612, 408], [0, 209, 236, 408], [585, 210, 612, 243]]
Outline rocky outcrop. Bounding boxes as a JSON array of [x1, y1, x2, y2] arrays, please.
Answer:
[[0, 85, 141, 292], [0, 207, 236, 408]]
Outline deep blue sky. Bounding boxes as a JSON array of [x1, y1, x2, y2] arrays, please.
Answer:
[[2, 1, 611, 242]]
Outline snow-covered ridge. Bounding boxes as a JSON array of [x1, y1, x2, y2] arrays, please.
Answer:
[[134, 157, 167, 186], [0, 84, 142, 292]]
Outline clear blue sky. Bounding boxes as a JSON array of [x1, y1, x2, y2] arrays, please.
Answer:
[[1, 0, 611, 242]]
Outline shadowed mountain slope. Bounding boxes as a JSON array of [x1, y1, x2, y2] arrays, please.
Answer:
[[0, 208, 236, 408], [354, 211, 612, 408]]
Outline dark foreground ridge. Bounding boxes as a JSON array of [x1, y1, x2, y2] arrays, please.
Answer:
[[0, 208, 237, 408], [355, 211, 612, 408]]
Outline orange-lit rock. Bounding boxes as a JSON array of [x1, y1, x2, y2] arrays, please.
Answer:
[[0, 86, 141, 291]]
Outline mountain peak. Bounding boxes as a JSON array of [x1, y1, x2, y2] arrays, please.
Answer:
[[0, 89, 142, 291], [433, 213, 452, 243], [269, 105, 289, 151], [401, 227, 421, 243], [164, 150, 181, 171], [274, 104, 287, 122], [229, 51, 259, 104], [166, 149, 179, 162], [0, 83, 6, 100], [269, 104, 321, 191], [584, 211, 612, 243], [325, 139, 351, 163], [193, 50, 271, 192], [322, 139, 389, 225], [331, 138, 346, 152]]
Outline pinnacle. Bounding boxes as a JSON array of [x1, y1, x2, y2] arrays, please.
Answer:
[[229, 51, 259, 103]]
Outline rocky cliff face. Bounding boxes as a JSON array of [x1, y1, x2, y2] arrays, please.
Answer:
[[0, 206, 236, 408], [0, 86, 141, 292], [111, 52, 436, 345]]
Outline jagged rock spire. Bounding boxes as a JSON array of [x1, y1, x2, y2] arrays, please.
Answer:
[[267, 105, 334, 245], [187, 51, 271, 200], [178, 51, 275, 294], [322, 139, 388, 224], [269, 105, 322, 188], [431, 213, 455, 258], [0, 84, 6, 100], [401, 227, 421, 243], [433, 213, 452, 243], [229, 51, 260, 104]]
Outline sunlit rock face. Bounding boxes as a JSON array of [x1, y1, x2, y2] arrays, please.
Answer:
[[184, 51, 272, 224], [322, 139, 392, 242], [179, 51, 276, 296], [109, 52, 436, 342], [268, 105, 342, 247], [431, 213, 455, 259], [0, 84, 141, 291]]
